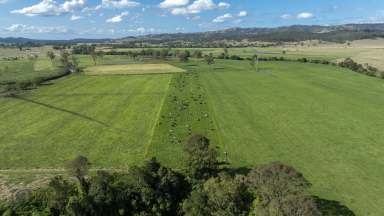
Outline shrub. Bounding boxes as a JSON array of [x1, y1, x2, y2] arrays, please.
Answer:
[[204, 54, 215, 65], [178, 51, 190, 62], [247, 162, 320, 216], [230, 55, 244, 60], [184, 134, 219, 181], [298, 58, 308, 63]]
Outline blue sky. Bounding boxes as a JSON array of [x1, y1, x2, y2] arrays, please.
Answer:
[[0, 0, 384, 39]]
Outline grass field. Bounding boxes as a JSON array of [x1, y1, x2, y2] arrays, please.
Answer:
[[198, 60, 384, 216], [84, 63, 185, 75], [102, 39, 384, 71], [146, 60, 384, 215], [0, 58, 62, 94], [1, 55, 384, 215], [0, 58, 57, 84], [0, 74, 171, 168]]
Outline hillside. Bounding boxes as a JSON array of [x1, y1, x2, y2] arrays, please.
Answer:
[[2, 23, 384, 46], [0, 37, 112, 45], [120, 23, 384, 44]]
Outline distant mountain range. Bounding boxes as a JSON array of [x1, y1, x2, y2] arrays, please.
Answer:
[[125, 23, 384, 44], [0, 37, 112, 45], [2, 23, 384, 45]]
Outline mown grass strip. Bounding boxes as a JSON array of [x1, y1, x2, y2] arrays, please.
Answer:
[[84, 64, 185, 75]]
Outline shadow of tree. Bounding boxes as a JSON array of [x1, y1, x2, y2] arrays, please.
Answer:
[[314, 196, 356, 216], [213, 67, 225, 70]]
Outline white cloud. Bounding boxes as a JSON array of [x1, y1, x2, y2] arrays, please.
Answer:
[[213, 13, 232, 23], [11, 0, 86, 17], [238, 11, 247, 17], [280, 12, 314, 20], [297, 12, 314, 19], [81, 6, 95, 12], [159, 0, 189, 9], [5, 24, 69, 33], [217, 2, 230, 9], [136, 27, 146, 34], [99, 0, 140, 9], [106, 11, 129, 23], [61, 0, 86, 12], [170, 0, 216, 15], [70, 14, 82, 20], [171, 7, 188, 15], [233, 19, 242, 24], [280, 14, 293, 19], [187, 0, 215, 13], [125, 27, 157, 34]]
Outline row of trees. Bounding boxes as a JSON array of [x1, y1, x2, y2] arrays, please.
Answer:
[[71, 45, 104, 65], [66, 45, 384, 80], [102, 48, 204, 61], [107, 41, 271, 49], [0, 134, 344, 216], [209, 48, 384, 79], [338, 58, 384, 78], [56, 46, 384, 80]]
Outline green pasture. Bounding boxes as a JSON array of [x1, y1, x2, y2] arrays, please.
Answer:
[[198, 60, 384, 216], [0, 74, 171, 169], [1, 54, 384, 215], [149, 59, 384, 215], [0, 58, 62, 94], [0, 58, 56, 83], [76, 55, 136, 68]]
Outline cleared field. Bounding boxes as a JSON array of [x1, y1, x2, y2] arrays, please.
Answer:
[[1, 57, 384, 215], [198, 60, 384, 216], [84, 63, 185, 75], [352, 49, 384, 69], [0, 46, 54, 58], [0, 74, 171, 169]]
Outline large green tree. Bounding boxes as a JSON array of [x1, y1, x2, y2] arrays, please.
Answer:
[[247, 162, 320, 216], [184, 134, 219, 181], [183, 174, 252, 216], [66, 155, 91, 195]]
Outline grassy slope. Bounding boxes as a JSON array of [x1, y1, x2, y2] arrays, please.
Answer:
[[0, 74, 171, 169], [199, 60, 384, 216]]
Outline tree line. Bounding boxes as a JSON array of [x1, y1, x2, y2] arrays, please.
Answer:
[[0, 134, 354, 216], [206, 48, 384, 80]]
